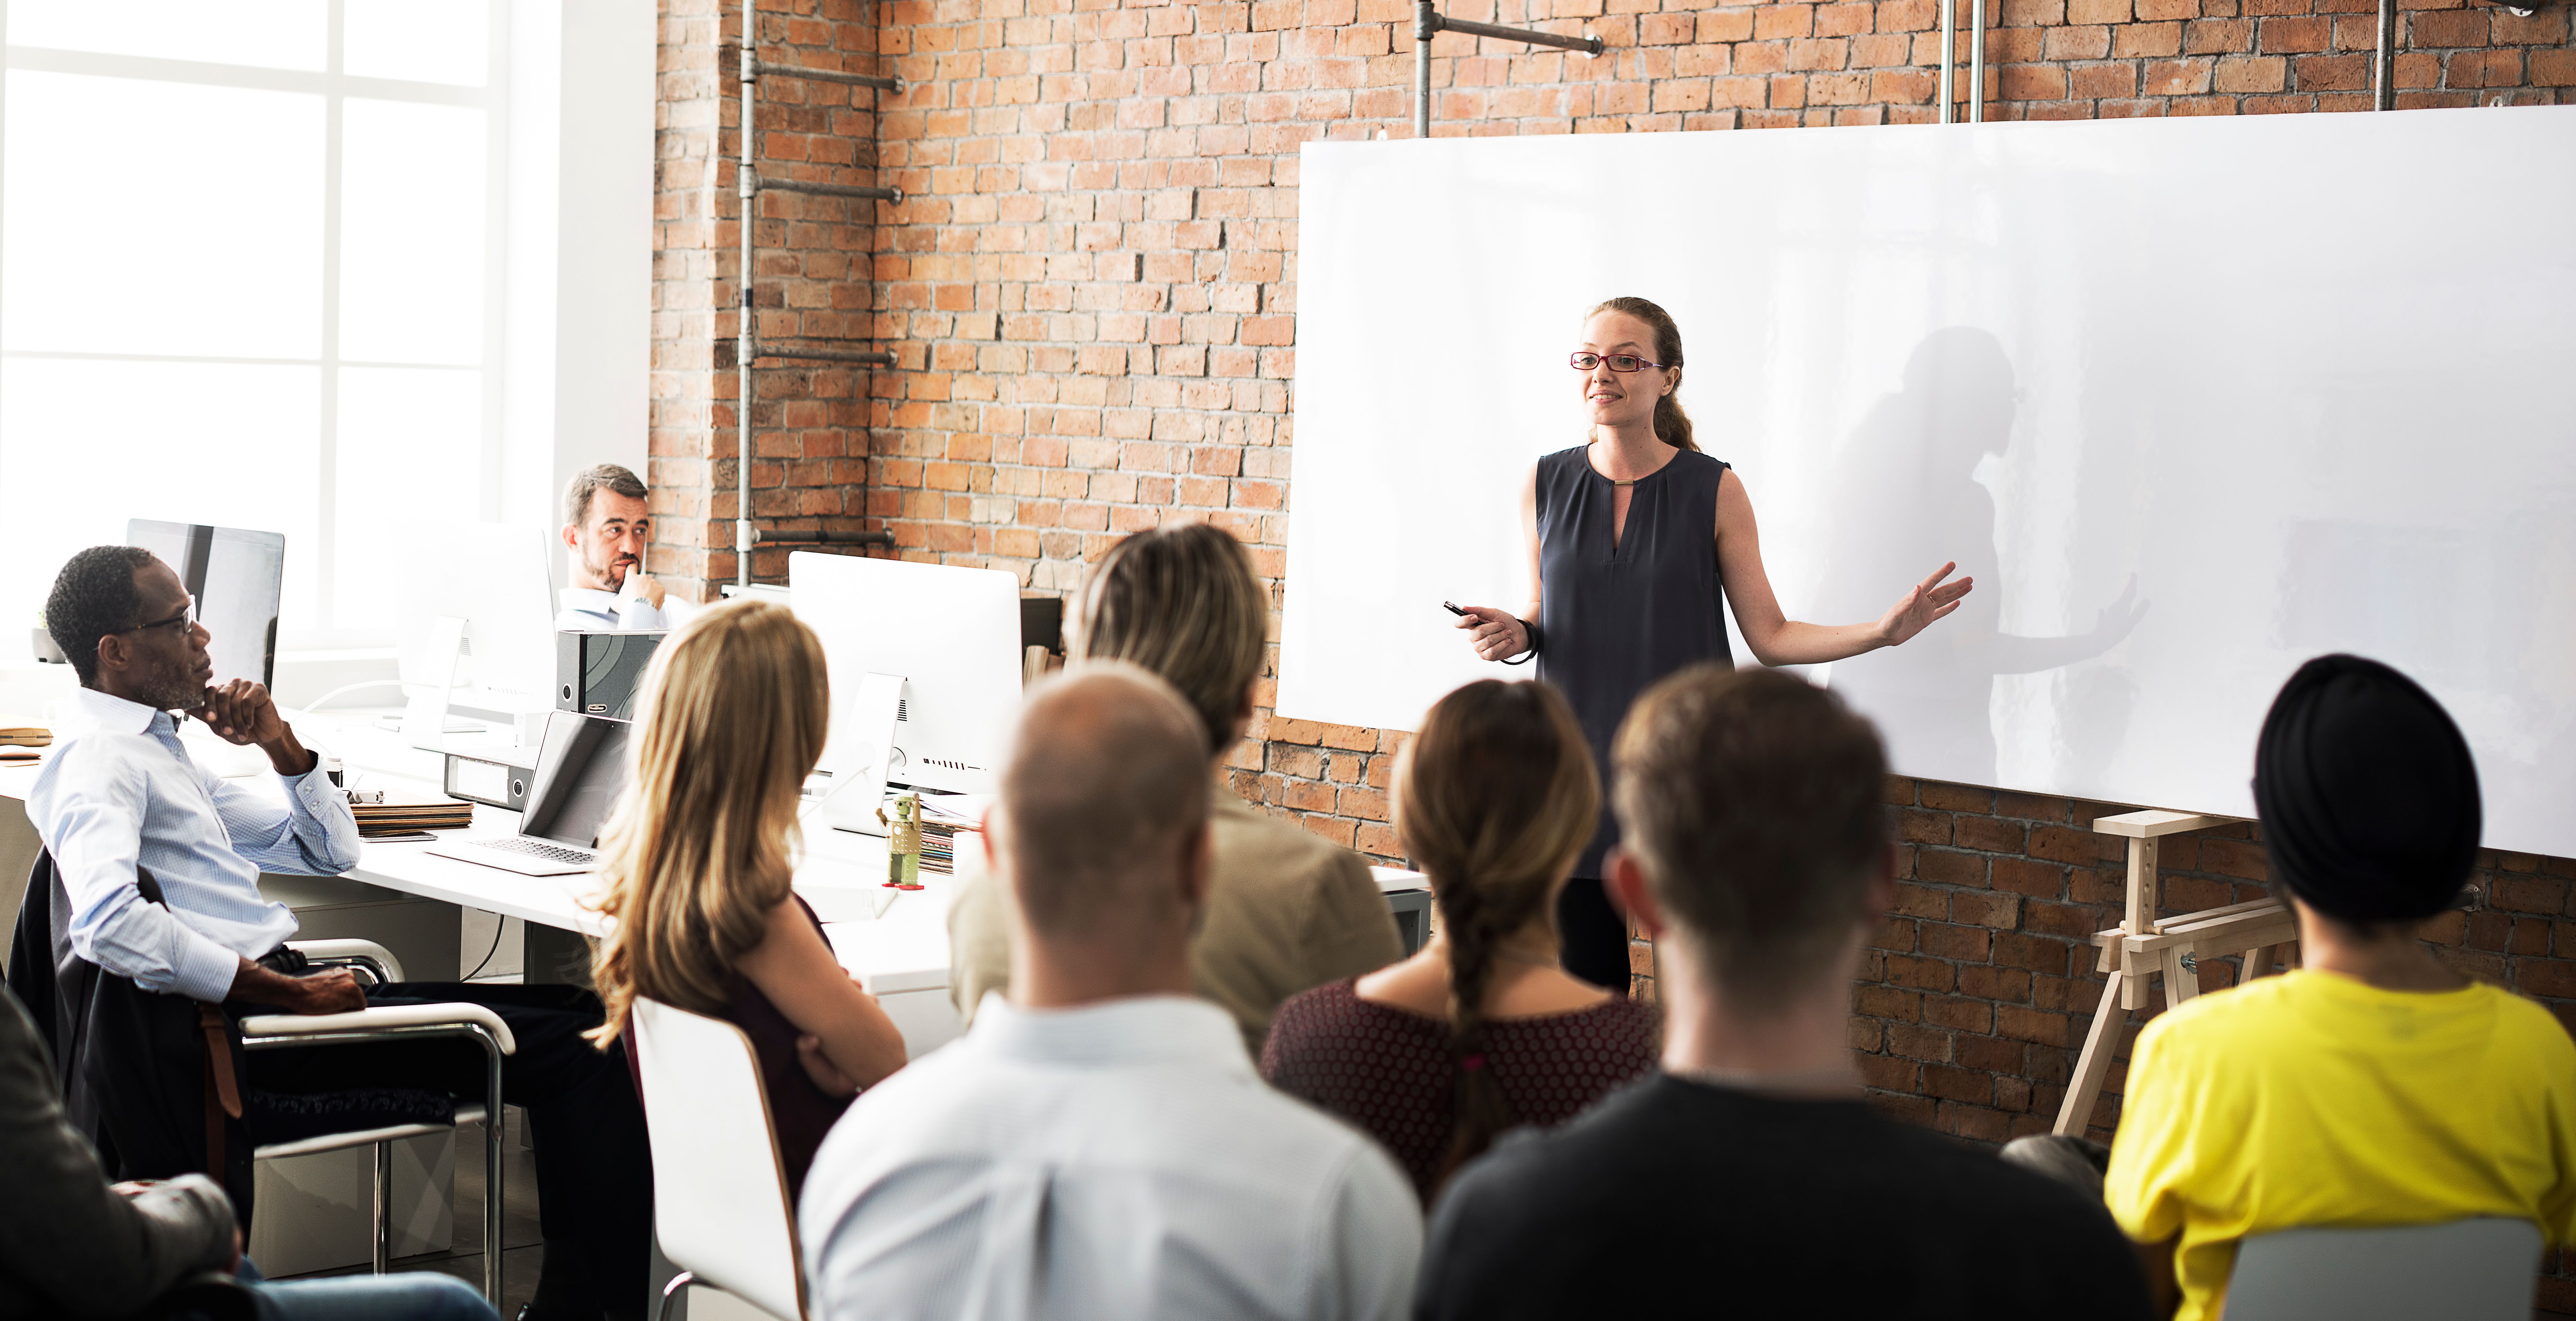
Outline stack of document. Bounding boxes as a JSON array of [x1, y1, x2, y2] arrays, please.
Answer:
[[916, 793, 988, 876], [349, 795, 476, 837], [0, 716, 48, 763]]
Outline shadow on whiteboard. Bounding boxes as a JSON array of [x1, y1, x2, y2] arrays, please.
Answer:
[[1814, 328, 2150, 787]]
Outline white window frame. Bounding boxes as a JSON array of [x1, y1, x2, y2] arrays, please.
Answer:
[[0, 1, 512, 651]]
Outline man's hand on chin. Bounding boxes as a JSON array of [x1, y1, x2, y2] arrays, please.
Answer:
[[624, 570, 666, 610], [193, 680, 316, 776]]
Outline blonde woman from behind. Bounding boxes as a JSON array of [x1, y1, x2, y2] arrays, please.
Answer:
[[588, 598, 907, 1198]]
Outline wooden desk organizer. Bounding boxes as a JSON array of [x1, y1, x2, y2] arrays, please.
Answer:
[[2053, 809, 2298, 1137]]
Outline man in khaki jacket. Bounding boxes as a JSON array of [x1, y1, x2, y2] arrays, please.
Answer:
[[948, 523, 1401, 1057]]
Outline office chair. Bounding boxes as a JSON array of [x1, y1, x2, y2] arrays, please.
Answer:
[[630, 997, 807, 1321], [240, 939, 514, 1303], [2223, 1217, 2541, 1321]]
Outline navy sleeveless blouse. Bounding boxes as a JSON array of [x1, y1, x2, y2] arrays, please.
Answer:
[[1534, 444, 1734, 878]]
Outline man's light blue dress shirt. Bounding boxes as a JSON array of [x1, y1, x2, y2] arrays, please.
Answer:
[[27, 687, 362, 1003]]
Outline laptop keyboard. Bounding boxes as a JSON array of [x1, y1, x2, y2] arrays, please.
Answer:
[[477, 837, 595, 864]]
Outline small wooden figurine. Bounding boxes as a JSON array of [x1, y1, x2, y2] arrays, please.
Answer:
[[879, 792, 925, 890]]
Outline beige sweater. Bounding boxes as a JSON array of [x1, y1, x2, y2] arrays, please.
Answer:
[[948, 788, 1406, 1058]]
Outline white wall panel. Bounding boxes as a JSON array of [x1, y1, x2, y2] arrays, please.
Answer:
[[1281, 107, 2576, 858]]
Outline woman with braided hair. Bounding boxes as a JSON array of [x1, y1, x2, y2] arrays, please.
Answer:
[[1261, 679, 1661, 1204]]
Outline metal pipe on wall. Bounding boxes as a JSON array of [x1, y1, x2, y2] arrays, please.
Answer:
[[734, 36, 906, 588], [737, 49, 758, 588], [1416, 2, 1435, 137], [1938, 0, 1955, 124], [1413, 1, 1599, 139], [1969, 0, 1986, 123], [2374, 0, 2395, 110]]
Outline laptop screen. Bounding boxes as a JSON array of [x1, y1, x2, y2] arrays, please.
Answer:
[[518, 711, 632, 850]]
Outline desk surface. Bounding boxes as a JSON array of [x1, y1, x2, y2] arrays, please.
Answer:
[[0, 708, 966, 998]]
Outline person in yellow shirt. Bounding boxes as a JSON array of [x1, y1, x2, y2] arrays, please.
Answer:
[[2100, 654, 2576, 1320]]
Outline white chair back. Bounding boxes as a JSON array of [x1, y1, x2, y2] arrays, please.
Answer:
[[630, 998, 806, 1321], [2225, 1218, 2541, 1321]]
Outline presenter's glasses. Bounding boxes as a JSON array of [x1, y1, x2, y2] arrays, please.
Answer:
[[1569, 352, 1669, 373]]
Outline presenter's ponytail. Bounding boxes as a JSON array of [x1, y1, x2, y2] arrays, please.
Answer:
[[1397, 680, 1601, 1196], [1587, 295, 1699, 452]]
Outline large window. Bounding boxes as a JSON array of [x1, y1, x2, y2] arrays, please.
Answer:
[[2, 1, 504, 649]]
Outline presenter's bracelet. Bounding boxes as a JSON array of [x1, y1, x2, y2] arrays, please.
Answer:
[[1504, 617, 1540, 666]]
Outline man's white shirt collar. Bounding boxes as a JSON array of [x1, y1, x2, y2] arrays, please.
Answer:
[[969, 992, 1253, 1073], [55, 686, 169, 740]]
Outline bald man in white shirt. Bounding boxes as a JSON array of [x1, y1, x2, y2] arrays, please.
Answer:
[[800, 665, 1421, 1321]]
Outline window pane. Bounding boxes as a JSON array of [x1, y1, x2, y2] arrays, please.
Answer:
[[5, 0, 327, 71], [2, 73, 323, 358], [339, 100, 485, 365], [0, 359, 322, 643], [344, 0, 489, 87], [333, 367, 482, 630]]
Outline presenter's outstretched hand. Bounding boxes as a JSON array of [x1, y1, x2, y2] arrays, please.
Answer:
[[1877, 562, 1974, 648], [1454, 605, 1531, 662]]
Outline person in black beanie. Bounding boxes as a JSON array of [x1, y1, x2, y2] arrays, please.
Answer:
[[2093, 655, 2576, 1321]]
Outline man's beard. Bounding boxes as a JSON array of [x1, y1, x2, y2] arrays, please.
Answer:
[[137, 666, 208, 713]]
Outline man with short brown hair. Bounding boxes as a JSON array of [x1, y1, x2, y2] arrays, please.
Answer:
[[555, 462, 697, 630], [1414, 664, 2149, 1320]]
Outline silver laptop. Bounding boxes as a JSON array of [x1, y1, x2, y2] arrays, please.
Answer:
[[427, 711, 630, 876]]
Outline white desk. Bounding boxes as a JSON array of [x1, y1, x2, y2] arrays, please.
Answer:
[[0, 708, 970, 1058]]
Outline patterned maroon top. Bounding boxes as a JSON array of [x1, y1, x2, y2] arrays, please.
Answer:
[[1260, 978, 1662, 1202]]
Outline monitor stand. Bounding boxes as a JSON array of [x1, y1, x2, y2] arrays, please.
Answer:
[[402, 616, 468, 752], [812, 671, 906, 838]]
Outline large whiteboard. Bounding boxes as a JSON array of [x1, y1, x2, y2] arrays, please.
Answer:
[[1279, 108, 2576, 859]]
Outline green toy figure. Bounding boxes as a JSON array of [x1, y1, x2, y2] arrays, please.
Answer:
[[879, 791, 924, 890]]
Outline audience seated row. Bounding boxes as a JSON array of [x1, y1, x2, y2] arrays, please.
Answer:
[[14, 524, 2575, 1321]]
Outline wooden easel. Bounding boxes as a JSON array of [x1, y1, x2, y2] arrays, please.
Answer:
[[2053, 809, 2301, 1137]]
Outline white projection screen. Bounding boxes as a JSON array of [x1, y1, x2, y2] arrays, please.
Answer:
[[1279, 107, 2576, 860]]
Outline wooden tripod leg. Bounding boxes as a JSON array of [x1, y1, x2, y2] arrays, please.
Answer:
[[2055, 967, 2129, 1138]]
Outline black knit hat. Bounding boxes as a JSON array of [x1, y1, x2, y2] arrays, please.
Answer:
[[2251, 654, 2481, 924]]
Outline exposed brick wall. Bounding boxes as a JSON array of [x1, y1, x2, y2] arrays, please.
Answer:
[[651, 0, 894, 597], [649, 3, 2576, 1301]]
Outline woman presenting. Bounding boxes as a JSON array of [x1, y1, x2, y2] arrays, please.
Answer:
[[1455, 296, 1972, 990]]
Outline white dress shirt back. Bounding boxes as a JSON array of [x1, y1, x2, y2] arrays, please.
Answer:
[[799, 993, 1421, 1321], [27, 688, 363, 1002]]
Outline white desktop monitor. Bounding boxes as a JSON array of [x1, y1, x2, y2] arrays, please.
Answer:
[[400, 522, 557, 716], [127, 520, 285, 689], [787, 551, 1023, 798]]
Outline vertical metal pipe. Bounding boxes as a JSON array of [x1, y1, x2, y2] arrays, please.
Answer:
[[1938, 0, 1956, 124], [372, 1140, 392, 1273], [2373, 0, 2394, 111], [1969, 0, 1986, 123], [1414, 1, 1434, 138], [736, 39, 758, 588], [482, 1038, 504, 1304]]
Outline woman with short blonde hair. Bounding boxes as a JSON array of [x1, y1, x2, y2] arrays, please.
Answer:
[[946, 521, 1404, 1056], [589, 598, 906, 1195]]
